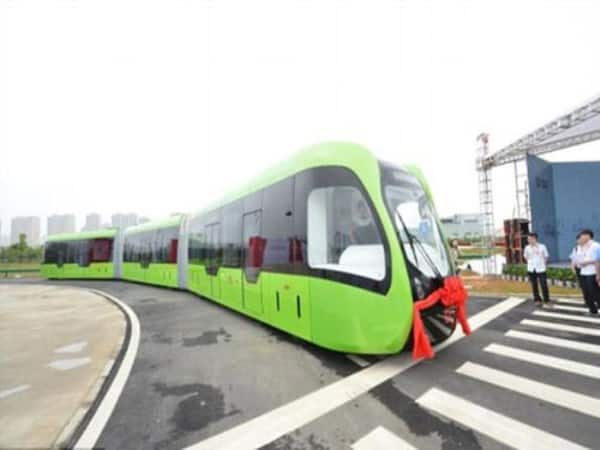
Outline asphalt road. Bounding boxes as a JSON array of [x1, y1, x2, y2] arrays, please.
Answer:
[[5, 279, 599, 450]]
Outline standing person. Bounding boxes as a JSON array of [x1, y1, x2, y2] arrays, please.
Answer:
[[575, 229, 600, 315], [450, 239, 461, 273], [523, 232, 551, 307], [595, 242, 600, 288], [570, 233, 584, 288]]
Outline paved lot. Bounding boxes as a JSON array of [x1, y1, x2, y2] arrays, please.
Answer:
[[2, 280, 598, 450], [0, 284, 126, 449]]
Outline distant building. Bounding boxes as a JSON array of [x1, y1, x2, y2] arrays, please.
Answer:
[[138, 216, 150, 224], [82, 213, 102, 231], [111, 213, 138, 229], [0, 220, 5, 247], [47, 214, 76, 236], [10, 216, 41, 246], [440, 213, 484, 241]]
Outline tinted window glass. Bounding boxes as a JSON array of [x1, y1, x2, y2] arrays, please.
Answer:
[[243, 209, 263, 282], [307, 186, 385, 280], [205, 218, 222, 274], [222, 201, 242, 267], [188, 216, 206, 265], [293, 166, 390, 293], [262, 178, 294, 272], [91, 239, 113, 262]]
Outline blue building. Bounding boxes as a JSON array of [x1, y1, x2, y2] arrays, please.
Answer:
[[527, 154, 600, 262]]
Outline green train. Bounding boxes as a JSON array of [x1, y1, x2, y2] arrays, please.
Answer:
[[41, 142, 461, 354]]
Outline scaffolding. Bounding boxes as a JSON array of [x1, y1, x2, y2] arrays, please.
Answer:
[[476, 93, 600, 274], [476, 133, 496, 275]]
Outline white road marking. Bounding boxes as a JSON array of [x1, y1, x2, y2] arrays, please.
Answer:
[[521, 319, 600, 337], [346, 354, 371, 368], [101, 359, 115, 377], [74, 289, 141, 450], [552, 304, 587, 312], [352, 426, 416, 450], [484, 343, 600, 379], [505, 330, 600, 354], [0, 384, 31, 399], [184, 297, 527, 450], [54, 341, 88, 354], [48, 358, 91, 371], [457, 362, 600, 419], [533, 310, 600, 324], [556, 298, 586, 305], [417, 388, 586, 450]]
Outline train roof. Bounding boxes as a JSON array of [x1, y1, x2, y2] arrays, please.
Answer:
[[190, 141, 381, 217], [45, 228, 117, 242], [123, 215, 183, 235]]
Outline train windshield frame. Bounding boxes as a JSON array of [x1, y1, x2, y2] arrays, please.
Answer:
[[380, 163, 451, 281]]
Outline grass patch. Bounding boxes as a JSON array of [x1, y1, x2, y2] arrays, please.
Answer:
[[463, 275, 579, 297]]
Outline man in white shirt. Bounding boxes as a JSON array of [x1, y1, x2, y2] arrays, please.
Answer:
[[575, 229, 600, 315], [523, 232, 550, 307]]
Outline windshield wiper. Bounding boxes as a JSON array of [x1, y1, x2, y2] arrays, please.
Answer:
[[395, 210, 419, 266], [395, 211, 442, 280]]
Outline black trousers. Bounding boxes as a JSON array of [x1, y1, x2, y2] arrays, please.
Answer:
[[528, 271, 550, 303], [580, 275, 600, 314]]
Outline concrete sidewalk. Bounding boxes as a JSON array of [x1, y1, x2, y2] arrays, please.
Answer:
[[0, 284, 126, 449]]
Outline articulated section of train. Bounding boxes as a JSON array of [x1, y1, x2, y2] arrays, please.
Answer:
[[41, 142, 466, 355]]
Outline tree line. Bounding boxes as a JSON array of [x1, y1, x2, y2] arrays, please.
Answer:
[[0, 234, 43, 264]]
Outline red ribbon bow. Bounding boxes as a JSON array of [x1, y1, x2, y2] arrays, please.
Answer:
[[412, 276, 471, 360]]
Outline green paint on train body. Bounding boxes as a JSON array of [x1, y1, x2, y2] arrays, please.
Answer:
[[45, 229, 117, 242], [42, 228, 118, 279], [42, 142, 452, 355], [122, 262, 178, 288], [186, 142, 416, 354], [122, 216, 182, 288], [123, 215, 182, 236], [41, 262, 114, 279]]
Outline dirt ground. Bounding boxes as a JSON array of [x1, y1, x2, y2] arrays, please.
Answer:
[[463, 275, 581, 298]]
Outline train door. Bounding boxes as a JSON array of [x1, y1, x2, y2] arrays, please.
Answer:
[[206, 222, 221, 300], [219, 202, 243, 310], [242, 210, 264, 316]]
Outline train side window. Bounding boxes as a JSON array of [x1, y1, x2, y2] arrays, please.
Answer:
[[307, 185, 385, 281], [205, 220, 222, 274], [223, 201, 242, 267], [166, 226, 178, 263], [151, 229, 163, 263], [91, 239, 113, 262], [262, 178, 294, 272], [243, 210, 263, 282], [188, 216, 206, 265]]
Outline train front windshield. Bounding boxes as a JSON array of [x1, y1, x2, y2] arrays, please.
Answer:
[[380, 163, 451, 295]]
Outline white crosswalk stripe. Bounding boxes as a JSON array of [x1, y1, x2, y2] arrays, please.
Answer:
[[484, 343, 600, 379], [552, 304, 588, 312], [352, 426, 416, 450], [411, 296, 600, 450], [505, 329, 600, 354], [416, 388, 587, 450], [521, 319, 600, 336], [556, 298, 587, 306], [533, 310, 600, 324], [456, 361, 600, 419], [352, 297, 599, 450]]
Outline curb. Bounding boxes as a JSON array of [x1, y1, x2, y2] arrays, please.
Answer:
[[64, 288, 141, 450]]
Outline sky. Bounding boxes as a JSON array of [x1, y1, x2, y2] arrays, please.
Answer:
[[1, 0, 600, 237]]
